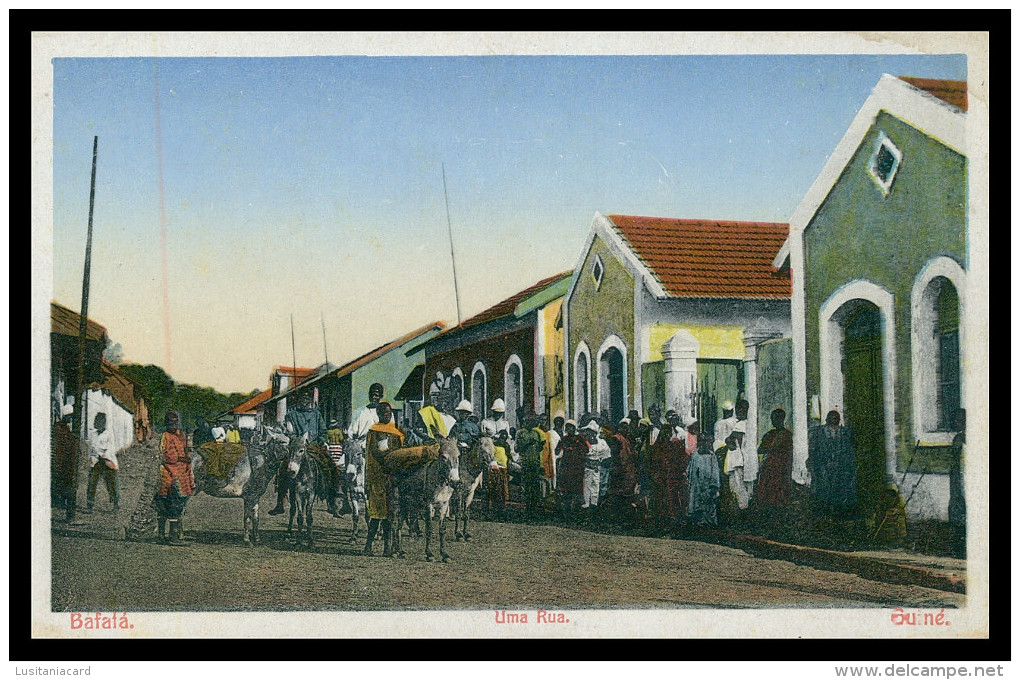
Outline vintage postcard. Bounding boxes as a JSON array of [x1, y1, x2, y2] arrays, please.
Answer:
[[31, 31, 989, 642]]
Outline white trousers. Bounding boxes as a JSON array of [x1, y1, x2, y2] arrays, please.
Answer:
[[729, 467, 751, 510], [583, 467, 601, 507]]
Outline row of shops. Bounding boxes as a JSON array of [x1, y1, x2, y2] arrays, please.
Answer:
[[229, 74, 971, 523]]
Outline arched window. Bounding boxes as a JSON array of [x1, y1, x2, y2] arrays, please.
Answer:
[[470, 361, 487, 419], [573, 341, 591, 419], [504, 354, 524, 429], [450, 368, 464, 408], [911, 257, 966, 443]]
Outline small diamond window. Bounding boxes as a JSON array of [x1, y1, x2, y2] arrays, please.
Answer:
[[591, 256, 604, 288], [868, 133, 902, 196]]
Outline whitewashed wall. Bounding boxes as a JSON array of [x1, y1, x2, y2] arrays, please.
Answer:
[[80, 389, 135, 455]]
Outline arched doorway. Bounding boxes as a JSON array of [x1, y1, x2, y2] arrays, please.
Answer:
[[599, 346, 625, 424], [471, 363, 487, 419], [574, 351, 589, 418], [450, 371, 464, 409], [504, 358, 522, 429], [842, 301, 886, 520]]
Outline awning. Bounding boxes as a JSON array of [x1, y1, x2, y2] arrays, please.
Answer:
[[394, 363, 426, 402]]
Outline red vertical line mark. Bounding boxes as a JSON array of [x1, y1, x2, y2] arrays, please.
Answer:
[[154, 59, 173, 375]]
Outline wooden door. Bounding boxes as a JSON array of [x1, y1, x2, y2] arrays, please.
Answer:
[[843, 304, 885, 518]]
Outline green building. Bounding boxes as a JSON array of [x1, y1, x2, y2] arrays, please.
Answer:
[[777, 75, 971, 522]]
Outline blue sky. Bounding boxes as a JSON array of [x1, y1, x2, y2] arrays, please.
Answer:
[[51, 52, 967, 392]]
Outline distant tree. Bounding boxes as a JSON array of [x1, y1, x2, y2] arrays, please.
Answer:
[[118, 363, 258, 432], [104, 339, 125, 365]]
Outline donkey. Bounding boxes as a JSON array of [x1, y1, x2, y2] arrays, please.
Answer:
[[286, 433, 331, 549], [190, 423, 290, 545], [388, 436, 461, 562], [451, 436, 497, 542], [337, 438, 369, 543]]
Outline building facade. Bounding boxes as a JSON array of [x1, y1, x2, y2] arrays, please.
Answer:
[[780, 75, 969, 521], [417, 272, 571, 429], [563, 213, 792, 450]]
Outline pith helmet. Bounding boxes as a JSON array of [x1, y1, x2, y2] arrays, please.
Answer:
[[455, 400, 473, 413], [491, 398, 506, 413]]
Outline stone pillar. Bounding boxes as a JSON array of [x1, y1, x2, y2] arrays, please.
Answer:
[[661, 330, 699, 424], [742, 319, 781, 467]]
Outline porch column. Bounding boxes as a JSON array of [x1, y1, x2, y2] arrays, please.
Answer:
[[742, 319, 781, 459], [661, 330, 699, 424]]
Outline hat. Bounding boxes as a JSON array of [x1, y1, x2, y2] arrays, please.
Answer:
[[554, 410, 565, 420], [639, 418, 651, 427], [619, 417, 631, 425], [722, 401, 734, 411], [584, 421, 601, 433], [565, 419, 576, 427], [455, 400, 473, 413], [491, 398, 506, 413]]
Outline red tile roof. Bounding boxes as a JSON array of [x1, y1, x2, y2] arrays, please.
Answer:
[[230, 387, 273, 414], [336, 321, 447, 378], [897, 76, 968, 112], [606, 215, 791, 299], [51, 301, 108, 343], [440, 271, 573, 339], [272, 365, 318, 388]]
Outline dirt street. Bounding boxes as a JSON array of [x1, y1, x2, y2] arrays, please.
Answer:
[[51, 488, 962, 612]]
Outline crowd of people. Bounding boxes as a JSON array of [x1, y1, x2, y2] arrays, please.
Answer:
[[57, 375, 966, 552]]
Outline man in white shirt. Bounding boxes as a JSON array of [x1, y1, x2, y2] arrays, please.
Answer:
[[347, 382, 385, 446], [480, 399, 511, 438], [86, 412, 119, 512]]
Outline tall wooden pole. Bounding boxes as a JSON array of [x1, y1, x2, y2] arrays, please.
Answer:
[[320, 312, 329, 368], [442, 163, 462, 326], [67, 136, 98, 522], [290, 313, 298, 386]]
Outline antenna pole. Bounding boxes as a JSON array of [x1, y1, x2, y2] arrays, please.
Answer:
[[442, 163, 462, 325], [321, 312, 329, 367], [290, 314, 298, 385]]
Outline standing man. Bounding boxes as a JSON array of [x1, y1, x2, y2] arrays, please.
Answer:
[[713, 401, 737, 452], [753, 408, 794, 521], [86, 412, 119, 512], [734, 399, 758, 505], [807, 410, 857, 515], [650, 410, 689, 529], [480, 399, 511, 439], [556, 420, 589, 517], [514, 412, 546, 517], [582, 421, 611, 510], [363, 401, 404, 556]]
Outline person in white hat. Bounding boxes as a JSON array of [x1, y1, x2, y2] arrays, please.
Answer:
[[713, 401, 738, 451], [481, 398, 510, 439], [449, 399, 482, 450]]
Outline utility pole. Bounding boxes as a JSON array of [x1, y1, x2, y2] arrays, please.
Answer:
[[321, 312, 329, 368], [442, 163, 462, 326], [290, 314, 298, 385], [67, 136, 98, 523]]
